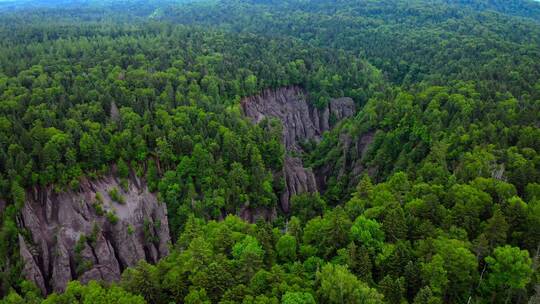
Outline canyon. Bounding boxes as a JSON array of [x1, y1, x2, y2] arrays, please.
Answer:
[[18, 86, 368, 294], [241, 86, 357, 212]]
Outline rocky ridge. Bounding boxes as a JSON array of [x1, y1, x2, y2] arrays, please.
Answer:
[[241, 86, 356, 211], [18, 172, 170, 295]]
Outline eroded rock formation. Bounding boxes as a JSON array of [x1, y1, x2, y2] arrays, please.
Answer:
[[242, 86, 355, 152], [18, 173, 170, 295], [241, 86, 356, 211], [315, 130, 376, 193]]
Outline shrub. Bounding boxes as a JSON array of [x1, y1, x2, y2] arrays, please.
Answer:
[[106, 211, 119, 225], [109, 187, 125, 204]]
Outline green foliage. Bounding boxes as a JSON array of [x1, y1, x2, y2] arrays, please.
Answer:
[[0, 281, 41, 304], [421, 255, 448, 297], [143, 219, 159, 244], [10, 182, 24, 209], [108, 187, 125, 205], [73, 236, 93, 276], [232, 236, 264, 283], [316, 263, 384, 304], [303, 207, 352, 258], [121, 261, 165, 304], [290, 193, 326, 223], [281, 292, 315, 304], [184, 289, 211, 304], [431, 238, 478, 302], [92, 194, 106, 216], [0, 0, 538, 303], [42, 281, 145, 304], [117, 159, 130, 179], [379, 275, 405, 304], [106, 211, 119, 225], [412, 287, 442, 304], [127, 225, 135, 235], [484, 245, 533, 301], [275, 234, 297, 263], [349, 216, 385, 253]]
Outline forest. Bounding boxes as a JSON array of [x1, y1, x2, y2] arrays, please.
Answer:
[[0, 0, 539, 303]]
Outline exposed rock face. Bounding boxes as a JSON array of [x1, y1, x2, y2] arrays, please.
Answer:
[[110, 101, 120, 121], [18, 173, 170, 295], [239, 206, 277, 223], [280, 157, 318, 211], [242, 86, 355, 211], [242, 86, 355, 152], [19, 235, 46, 293], [315, 130, 376, 193]]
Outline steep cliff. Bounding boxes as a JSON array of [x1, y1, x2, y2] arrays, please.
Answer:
[[242, 86, 355, 151], [17, 173, 170, 295], [241, 86, 356, 211], [314, 130, 376, 196]]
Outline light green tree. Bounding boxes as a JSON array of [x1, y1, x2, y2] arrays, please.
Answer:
[[485, 245, 533, 302], [316, 264, 384, 304], [276, 234, 297, 263], [281, 291, 316, 304], [421, 254, 448, 296], [349, 216, 385, 253]]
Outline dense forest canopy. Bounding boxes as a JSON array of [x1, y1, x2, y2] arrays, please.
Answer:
[[0, 0, 539, 303]]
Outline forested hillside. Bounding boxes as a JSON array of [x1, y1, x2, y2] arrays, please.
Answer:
[[0, 0, 539, 303]]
